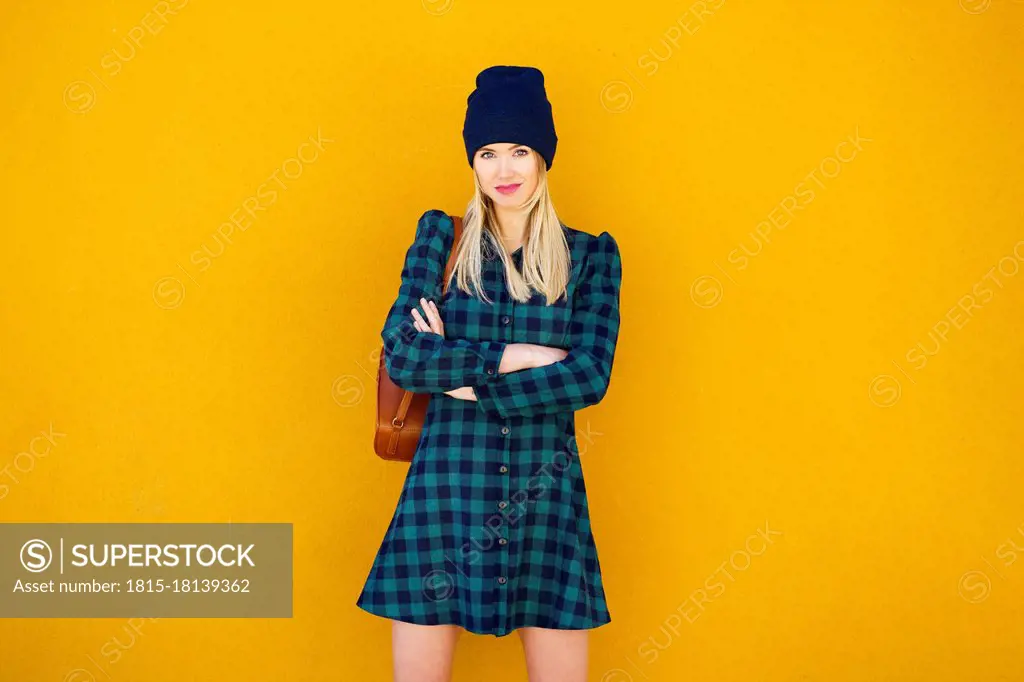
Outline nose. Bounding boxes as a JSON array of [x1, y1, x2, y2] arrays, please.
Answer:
[[498, 155, 515, 180]]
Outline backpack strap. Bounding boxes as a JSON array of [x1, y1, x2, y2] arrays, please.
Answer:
[[442, 215, 463, 295]]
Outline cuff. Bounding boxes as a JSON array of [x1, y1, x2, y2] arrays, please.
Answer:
[[477, 341, 508, 381], [473, 379, 507, 419], [474, 341, 508, 418]]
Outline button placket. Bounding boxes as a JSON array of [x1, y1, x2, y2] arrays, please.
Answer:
[[495, 418, 513, 609], [497, 419, 512, 583], [494, 286, 514, 627]]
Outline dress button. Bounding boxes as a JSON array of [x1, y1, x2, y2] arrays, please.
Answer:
[[497, 500, 508, 510], [499, 465, 508, 474], [502, 315, 510, 324], [487, 368, 495, 375], [497, 576, 507, 584], [498, 537, 508, 546], [501, 426, 510, 435]]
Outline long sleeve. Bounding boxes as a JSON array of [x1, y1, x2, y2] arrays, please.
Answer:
[[473, 230, 622, 418], [381, 209, 509, 393]]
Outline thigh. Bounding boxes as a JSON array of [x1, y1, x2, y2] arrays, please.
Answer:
[[392, 620, 463, 682], [517, 626, 588, 682]]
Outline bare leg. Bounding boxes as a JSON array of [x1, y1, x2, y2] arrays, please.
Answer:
[[518, 626, 588, 682], [392, 621, 463, 682]]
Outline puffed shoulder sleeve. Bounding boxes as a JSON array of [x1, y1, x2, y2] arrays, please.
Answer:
[[380, 209, 508, 393], [474, 230, 623, 417]]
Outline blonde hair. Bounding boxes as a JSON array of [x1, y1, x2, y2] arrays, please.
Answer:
[[446, 152, 572, 305]]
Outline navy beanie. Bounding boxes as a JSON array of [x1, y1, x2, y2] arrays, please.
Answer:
[[462, 65, 558, 171]]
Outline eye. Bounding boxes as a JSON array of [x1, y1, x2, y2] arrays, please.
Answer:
[[481, 151, 494, 159], [514, 149, 528, 157]]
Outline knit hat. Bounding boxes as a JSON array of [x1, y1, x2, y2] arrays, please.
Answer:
[[462, 65, 558, 171]]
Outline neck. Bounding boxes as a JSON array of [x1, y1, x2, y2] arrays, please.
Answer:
[[493, 204, 528, 250]]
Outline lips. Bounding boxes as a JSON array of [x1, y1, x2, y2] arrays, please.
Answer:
[[495, 183, 521, 195]]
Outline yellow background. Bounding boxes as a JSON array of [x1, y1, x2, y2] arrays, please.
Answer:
[[2, 0, 1023, 679]]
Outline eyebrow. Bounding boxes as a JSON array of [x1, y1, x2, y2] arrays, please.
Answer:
[[478, 145, 526, 152]]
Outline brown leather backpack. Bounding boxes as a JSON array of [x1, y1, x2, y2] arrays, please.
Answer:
[[374, 215, 464, 462]]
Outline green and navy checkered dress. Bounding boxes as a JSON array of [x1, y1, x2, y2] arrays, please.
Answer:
[[357, 209, 622, 637]]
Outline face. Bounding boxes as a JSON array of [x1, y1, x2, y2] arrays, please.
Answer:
[[472, 143, 541, 207]]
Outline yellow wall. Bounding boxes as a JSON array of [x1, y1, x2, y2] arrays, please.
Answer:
[[2, 0, 1022, 679]]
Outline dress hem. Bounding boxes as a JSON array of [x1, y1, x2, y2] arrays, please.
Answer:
[[355, 599, 611, 638]]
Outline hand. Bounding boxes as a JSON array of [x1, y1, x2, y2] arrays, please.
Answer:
[[411, 297, 444, 338], [445, 386, 477, 401]]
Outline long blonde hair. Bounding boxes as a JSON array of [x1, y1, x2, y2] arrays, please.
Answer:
[[446, 153, 572, 305]]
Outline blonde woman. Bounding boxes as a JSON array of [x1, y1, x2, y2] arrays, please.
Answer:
[[357, 65, 623, 682]]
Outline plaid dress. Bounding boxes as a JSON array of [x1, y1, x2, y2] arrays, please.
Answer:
[[356, 209, 622, 637]]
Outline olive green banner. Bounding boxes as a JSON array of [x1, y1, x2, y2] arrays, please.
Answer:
[[1, 523, 292, 617]]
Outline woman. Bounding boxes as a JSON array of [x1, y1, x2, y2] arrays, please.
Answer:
[[357, 65, 623, 682]]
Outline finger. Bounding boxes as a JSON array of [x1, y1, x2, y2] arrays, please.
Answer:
[[417, 298, 433, 326], [429, 301, 444, 335], [427, 300, 444, 333], [412, 306, 439, 336], [421, 297, 442, 335], [410, 308, 427, 331]]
